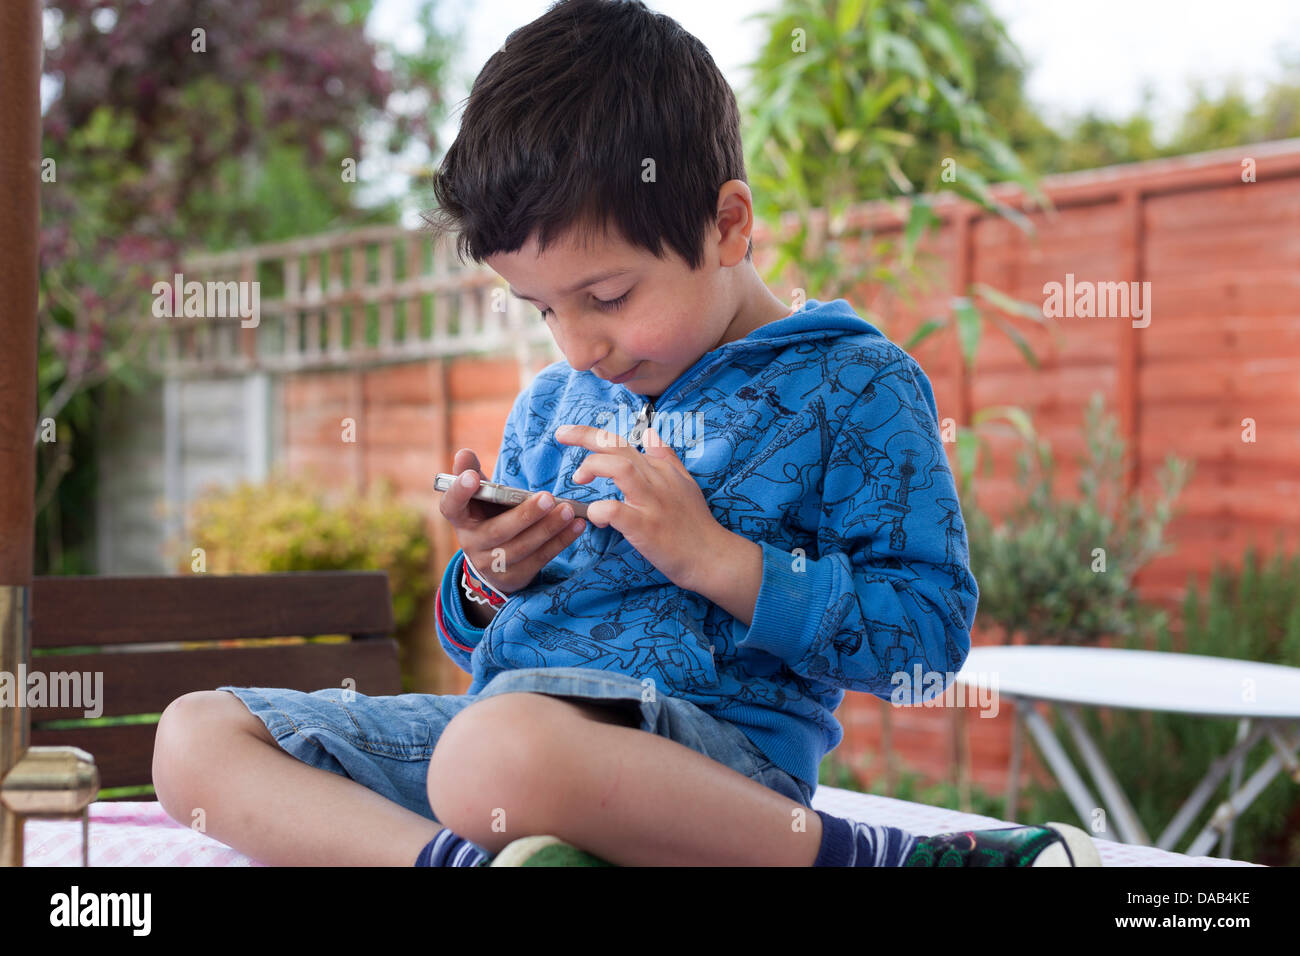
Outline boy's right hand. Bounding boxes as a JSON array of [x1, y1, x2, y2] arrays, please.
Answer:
[[440, 447, 587, 597]]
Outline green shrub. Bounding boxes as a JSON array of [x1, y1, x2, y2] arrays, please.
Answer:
[[964, 391, 1192, 646], [181, 471, 432, 632]]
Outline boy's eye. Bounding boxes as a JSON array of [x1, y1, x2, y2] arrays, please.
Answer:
[[536, 291, 631, 321], [593, 291, 631, 312]]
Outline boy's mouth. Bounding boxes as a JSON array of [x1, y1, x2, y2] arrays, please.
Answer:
[[607, 362, 642, 384]]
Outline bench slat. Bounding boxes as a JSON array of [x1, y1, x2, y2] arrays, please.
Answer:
[[31, 723, 163, 793], [32, 572, 395, 647], [25, 571, 406, 798], [27, 640, 404, 720]]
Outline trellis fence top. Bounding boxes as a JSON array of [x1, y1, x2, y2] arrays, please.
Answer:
[[143, 226, 552, 377]]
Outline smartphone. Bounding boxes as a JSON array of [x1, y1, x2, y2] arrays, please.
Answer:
[[434, 473, 589, 518]]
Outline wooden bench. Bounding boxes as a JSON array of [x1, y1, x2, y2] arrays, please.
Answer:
[[28, 572, 400, 800]]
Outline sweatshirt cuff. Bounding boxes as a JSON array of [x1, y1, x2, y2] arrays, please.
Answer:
[[733, 539, 836, 666], [437, 550, 487, 653]]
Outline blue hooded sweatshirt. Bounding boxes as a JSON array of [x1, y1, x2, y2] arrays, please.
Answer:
[[435, 297, 979, 793]]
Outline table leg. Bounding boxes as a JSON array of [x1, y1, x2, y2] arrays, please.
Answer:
[[1019, 704, 1116, 841], [1005, 699, 1024, 821], [1221, 718, 1251, 859], [1265, 722, 1300, 782], [1059, 703, 1151, 845], [1156, 718, 1271, 851], [1185, 720, 1300, 857]]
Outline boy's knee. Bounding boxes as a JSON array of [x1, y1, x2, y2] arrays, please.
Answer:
[[152, 691, 257, 816], [427, 694, 569, 837]]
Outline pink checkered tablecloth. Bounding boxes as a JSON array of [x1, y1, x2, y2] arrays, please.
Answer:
[[21, 788, 1261, 866], [23, 801, 266, 867]]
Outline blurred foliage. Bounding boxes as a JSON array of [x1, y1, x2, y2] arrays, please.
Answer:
[[963, 392, 1192, 646], [742, 0, 1046, 312], [36, 0, 459, 574], [743, 0, 1047, 214], [1021, 64, 1300, 174], [181, 471, 432, 633], [739, 0, 1300, 376]]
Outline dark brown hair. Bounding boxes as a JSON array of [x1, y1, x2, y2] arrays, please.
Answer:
[[421, 0, 750, 270]]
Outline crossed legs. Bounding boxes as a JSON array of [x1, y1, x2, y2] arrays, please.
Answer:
[[152, 689, 822, 867], [427, 692, 822, 866], [153, 690, 442, 867]]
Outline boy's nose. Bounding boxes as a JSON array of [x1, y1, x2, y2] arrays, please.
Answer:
[[563, 337, 614, 376], [546, 315, 614, 373]]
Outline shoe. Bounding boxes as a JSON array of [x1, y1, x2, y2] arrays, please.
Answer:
[[488, 835, 617, 867], [903, 821, 1102, 866]]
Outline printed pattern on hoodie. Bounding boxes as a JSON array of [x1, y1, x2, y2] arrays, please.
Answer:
[[435, 298, 979, 791]]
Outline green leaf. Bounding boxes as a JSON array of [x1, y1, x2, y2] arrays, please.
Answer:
[[930, 74, 970, 117], [832, 128, 863, 154], [986, 313, 1040, 369], [835, 0, 868, 35], [901, 317, 944, 351], [918, 20, 974, 92], [950, 166, 1034, 234], [956, 427, 979, 484], [972, 282, 1047, 322], [881, 149, 914, 193], [871, 127, 918, 148], [860, 75, 911, 125], [867, 28, 888, 72], [880, 32, 929, 80], [903, 197, 940, 265], [972, 405, 1036, 443], [980, 135, 1028, 178], [952, 295, 982, 369]]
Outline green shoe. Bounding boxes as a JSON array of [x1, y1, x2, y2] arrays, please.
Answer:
[[488, 835, 617, 867], [903, 822, 1102, 867]]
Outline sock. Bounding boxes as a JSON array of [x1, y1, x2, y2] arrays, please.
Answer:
[[813, 809, 918, 867], [414, 828, 491, 867]]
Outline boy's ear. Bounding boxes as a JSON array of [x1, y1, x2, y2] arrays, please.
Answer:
[[714, 180, 757, 265]]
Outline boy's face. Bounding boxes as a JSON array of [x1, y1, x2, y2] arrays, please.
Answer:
[[488, 201, 758, 398]]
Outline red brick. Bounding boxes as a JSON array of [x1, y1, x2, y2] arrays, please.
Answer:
[[365, 359, 439, 405], [448, 356, 528, 402], [365, 407, 440, 447]]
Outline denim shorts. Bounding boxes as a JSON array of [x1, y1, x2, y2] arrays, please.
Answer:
[[215, 666, 813, 823]]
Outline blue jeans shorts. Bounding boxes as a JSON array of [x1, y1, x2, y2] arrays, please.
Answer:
[[215, 666, 814, 823]]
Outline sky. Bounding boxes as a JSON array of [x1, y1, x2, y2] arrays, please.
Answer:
[[373, 0, 1300, 127], [367, 0, 1300, 221]]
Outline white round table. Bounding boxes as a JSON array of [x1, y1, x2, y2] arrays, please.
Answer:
[[953, 646, 1300, 856]]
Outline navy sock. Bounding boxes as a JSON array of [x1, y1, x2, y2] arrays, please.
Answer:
[[414, 828, 491, 867], [813, 809, 918, 866]]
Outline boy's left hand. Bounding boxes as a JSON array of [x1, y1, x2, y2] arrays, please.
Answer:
[[555, 422, 720, 589]]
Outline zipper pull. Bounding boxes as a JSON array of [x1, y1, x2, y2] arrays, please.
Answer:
[[629, 399, 655, 451]]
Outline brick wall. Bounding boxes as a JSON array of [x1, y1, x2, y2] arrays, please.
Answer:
[[281, 354, 547, 693]]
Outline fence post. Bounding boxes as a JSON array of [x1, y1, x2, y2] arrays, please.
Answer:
[[1118, 186, 1144, 498]]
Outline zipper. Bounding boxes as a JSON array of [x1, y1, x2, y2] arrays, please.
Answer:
[[619, 352, 711, 450], [628, 397, 655, 451], [617, 306, 802, 450]]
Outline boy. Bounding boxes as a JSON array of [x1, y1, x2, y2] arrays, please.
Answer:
[[152, 0, 1099, 867]]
